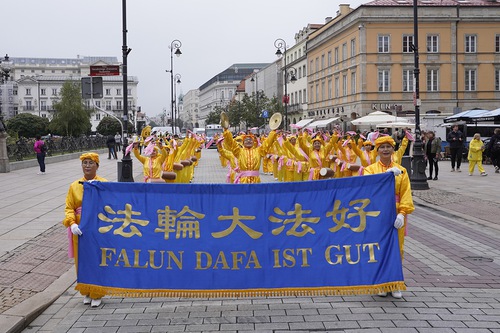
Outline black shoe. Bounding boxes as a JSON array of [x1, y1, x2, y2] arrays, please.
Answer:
[[427, 176, 432, 180], [433, 176, 438, 180]]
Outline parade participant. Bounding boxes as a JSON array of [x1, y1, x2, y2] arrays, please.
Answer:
[[299, 131, 337, 180], [363, 136, 414, 299], [283, 133, 309, 181], [133, 139, 168, 182], [222, 129, 277, 183], [468, 133, 488, 176], [351, 138, 376, 167], [63, 153, 107, 307]]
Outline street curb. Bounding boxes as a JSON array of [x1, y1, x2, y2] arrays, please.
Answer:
[[8, 149, 107, 171], [0, 268, 76, 333]]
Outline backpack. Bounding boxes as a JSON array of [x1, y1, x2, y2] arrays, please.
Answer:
[[41, 143, 48, 153], [492, 138, 500, 153]]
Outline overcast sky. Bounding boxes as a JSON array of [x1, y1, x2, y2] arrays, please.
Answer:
[[4, 0, 365, 117]]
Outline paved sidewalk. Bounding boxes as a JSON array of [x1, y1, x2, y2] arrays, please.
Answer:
[[0, 152, 499, 333]]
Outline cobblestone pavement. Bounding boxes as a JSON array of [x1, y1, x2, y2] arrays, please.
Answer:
[[1, 150, 499, 333]]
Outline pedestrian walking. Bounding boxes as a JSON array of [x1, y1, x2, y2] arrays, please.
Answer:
[[33, 135, 47, 175], [106, 134, 117, 159], [485, 128, 500, 173], [447, 125, 465, 172], [424, 131, 441, 180], [468, 133, 487, 176], [114, 132, 122, 152]]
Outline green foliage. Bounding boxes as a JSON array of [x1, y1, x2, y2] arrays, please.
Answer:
[[206, 108, 222, 125], [96, 116, 134, 136], [49, 81, 92, 136], [5, 113, 49, 138]]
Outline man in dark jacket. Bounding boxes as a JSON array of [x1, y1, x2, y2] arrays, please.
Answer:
[[446, 125, 465, 172], [486, 128, 500, 173], [106, 134, 117, 159]]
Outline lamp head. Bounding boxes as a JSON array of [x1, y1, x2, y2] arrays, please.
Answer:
[[174, 48, 182, 57], [275, 49, 283, 57]]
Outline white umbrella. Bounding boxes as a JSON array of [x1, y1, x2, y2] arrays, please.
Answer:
[[376, 122, 415, 129], [351, 111, 410, 126]]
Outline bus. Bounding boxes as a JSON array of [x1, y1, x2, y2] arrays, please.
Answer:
[[205, 124, 223, 148]]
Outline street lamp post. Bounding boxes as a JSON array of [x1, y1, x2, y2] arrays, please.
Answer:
[[274, 39, 297, 131], [174, 73, 181, 133], [167, 40, 182, 135], [118, 0, 134, 182], [410, 0, 429, 190], [0, 54, 12, 173]]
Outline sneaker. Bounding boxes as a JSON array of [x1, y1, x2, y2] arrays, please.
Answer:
[[433, 176, 438, 180], [83, 296, 91, 305], [377, 292, 388, 297], [427, 176, 432, 180], [391, 290, 403, 299], [91, 298, 102, 307], [457, 168, 461, 172], [481, 172, 488, 176], [469, 173, 473, 176], [451, 168, 455, 172]]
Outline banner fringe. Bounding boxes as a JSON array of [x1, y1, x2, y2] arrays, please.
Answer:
[[75, 282, 406, 299]]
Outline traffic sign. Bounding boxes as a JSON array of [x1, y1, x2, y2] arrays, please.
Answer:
[[90, 65, 120, 76]]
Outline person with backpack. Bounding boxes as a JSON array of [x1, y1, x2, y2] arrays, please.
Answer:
[[33, 135, 47, 175], [486, 128, 500, 173]]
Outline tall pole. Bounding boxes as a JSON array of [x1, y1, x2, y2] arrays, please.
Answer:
[[168, 40, 182, 136], [410, 0, 429, 190], [118, 0, 134, 182], [275, 38, 288, 131]]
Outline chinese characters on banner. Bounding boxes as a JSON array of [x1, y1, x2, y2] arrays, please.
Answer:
[[77, 173, 404, 298]]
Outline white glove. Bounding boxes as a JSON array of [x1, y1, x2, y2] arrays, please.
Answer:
[[70, 224, 82, 236], [386, 167, 402, 176], [394, 213, 405, 229]]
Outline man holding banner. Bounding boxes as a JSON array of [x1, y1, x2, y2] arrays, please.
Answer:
[[363, 136, 415, 299], [63, 153, 108, 307]]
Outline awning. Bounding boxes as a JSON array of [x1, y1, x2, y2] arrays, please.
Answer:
[[290, 118, 314, 129], [470, 108, 500, 122], [443, 109, 490, 123], [305, 117, 340, 129]]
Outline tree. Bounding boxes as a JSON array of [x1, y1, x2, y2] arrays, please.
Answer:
[[96, 116, 134, 136], [6, 113, 49, 138], [206, 108, 222, 125], [49, 80, 92, 136]]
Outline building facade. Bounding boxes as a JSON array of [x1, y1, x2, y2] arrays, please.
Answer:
[[4, 56, 139, 132], [182, 89, 200, 129], [306, 0, 500, 130]]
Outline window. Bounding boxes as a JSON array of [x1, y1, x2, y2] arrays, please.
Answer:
[[321, 81, 325, 101], [298, 67, 302, 79], [378, 35, 390, 53], [321, 54, 325, 70], [328, 51, 332, 67], [96, 113, 101, 121], [342, 74, 347, 96], [496, 35, 500, 53], [465, 69, 476, 91], [116, 101, 122, 110], [303, 65, 306, 77], [378, 70, 390, 92], [116, 89, 122, 95], [427, 35, 438, 53], [335, 77, 339, 97], [106, 101, 112, 111], [351, 39, 356, 57], [95, 101, 101, 108], [403, 35, 414, 53], [315, 84, 319, 102], [403, 69, 414, 92], [427, 69, 439, 91], [328, 79, 332, 99], [40, 88, 46, 96], [26, 88, 31, 95], [26, 100, 32, 110], [334, 47, 339, 64], [52, 88, 57, 96], [310, 60, 314, 74], [342, 43, 347, 61], [496, 69, 500, 91], [40, 101, 47, 111], [106, 89, 111, 96], [465, 35, 476, 53], [128, 88, 132, 95], [351, 72, 356, 94], [315, 57, 319, 73]]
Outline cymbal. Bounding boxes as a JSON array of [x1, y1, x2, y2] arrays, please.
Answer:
[[269, 112, 282, 130]]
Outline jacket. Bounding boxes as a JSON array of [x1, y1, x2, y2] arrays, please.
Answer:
[[447, 130, 465, 149], [424, 137, 442, 155], [468, 139, 484, 161]]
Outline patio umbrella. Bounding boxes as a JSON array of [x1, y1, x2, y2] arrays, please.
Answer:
[[469, 108, 500, 122], [376, 122, 415, 129], [351, 111, 409, 126], [443, 109, 490, 123]]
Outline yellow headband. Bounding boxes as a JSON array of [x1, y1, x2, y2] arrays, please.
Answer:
[[375, 136, 396, 150], [363, 140, 374, 147], [80, 152, 100, 165]]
